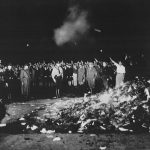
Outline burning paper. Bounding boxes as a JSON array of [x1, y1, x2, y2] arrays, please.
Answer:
[[19, 117, 25, 121], [53, 137, 61, 141], [40, 128, 47, 133], [31, 125, 38, 131]]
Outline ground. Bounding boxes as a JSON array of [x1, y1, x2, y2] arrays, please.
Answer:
[[0, 98, 150, 150]]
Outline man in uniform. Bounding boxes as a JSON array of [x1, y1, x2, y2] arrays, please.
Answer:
[[20, 65, 31, 100], [77, 63, 86, 95], [86, 62, 97, 94], [51, 63, 63, 98], [4, 64, 15, 101]]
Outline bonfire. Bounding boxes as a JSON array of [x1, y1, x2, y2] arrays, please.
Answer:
[[2, 77, 150, 134]]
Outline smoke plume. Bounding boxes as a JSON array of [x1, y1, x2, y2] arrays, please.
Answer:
[[54, 6, 90, 46]]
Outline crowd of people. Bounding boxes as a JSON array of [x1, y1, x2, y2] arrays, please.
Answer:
[[0, 55, 146, 103]]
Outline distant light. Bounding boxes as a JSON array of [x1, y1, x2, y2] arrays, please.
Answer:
[[141, 54, 144, 58], [94, 28, 101, 33], [26, 43, 29, 47], [100, 49, 103, 52]]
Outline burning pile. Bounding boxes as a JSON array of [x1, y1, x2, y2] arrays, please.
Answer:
[[1, 78, 150, 134], [41, 78, 150, 133]]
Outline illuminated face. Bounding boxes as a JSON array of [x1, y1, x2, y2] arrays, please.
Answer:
[[103, 62, 106, 67], [8, 65, 12, 70], [119, 61, 122, 65], [24, 65, 28, 70]]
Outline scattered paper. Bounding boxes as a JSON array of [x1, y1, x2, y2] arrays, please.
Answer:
[[0, 124, 6, 127], [19, 117, 25, 121], [40, 128, 47, 133], [99, 146, 107, 150], [21, 123, 26, 125], [31, 125, 38, 130], [53, 137, 61, 141]]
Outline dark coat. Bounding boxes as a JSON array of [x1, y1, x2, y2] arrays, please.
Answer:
[[20, 69, 30, 97], [86, 67, 97, 89]]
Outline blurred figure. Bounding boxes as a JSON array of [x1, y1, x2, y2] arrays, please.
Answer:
[[77, 63, 86, 95], [101, 62, 109, 90], [73, 64, 78, 87], [86, 62, 97, 94], [78, 63, 85, 85], [52, 63, 63, 98], [4, 65, 15, 100], [20, 65, 31, 100], [0, 99, 6, 122], [43, 66, 49, 88], [66, 64, 73, 87], [30, 65, 36, 88], [0, 67, 5, 99], [145, 80, 150, 100], [110, 58, 126, 88], [94, 62, 102, 92], [38, 64, 44, 87]]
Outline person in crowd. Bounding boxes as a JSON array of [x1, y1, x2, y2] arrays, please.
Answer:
[[38, 64, 44, 88], [47, 65, 53, 88], [66, 64, 73, 87], [77, 63, 86, 95], [20, 65, 31, 100], [78, 63, 85, 85], [145, 80, 150, 100], [110, 58, 126, 88], [43, 66, 49, 88], [13, 65, 21, 99], [51, 63, 63, 98], [101, 62, 109, 90], [94, 61, 103, 92], [29, 65, 36, 87], [34, 65, 39, 88], [4, 64, 15, 100], [73, 64, 78, 87], [0, 99, 6, 122], [0, 67, 5, 99], [86, 62, 97, 94], [29, 65, 36, 97], [62, 64, 68, 92]]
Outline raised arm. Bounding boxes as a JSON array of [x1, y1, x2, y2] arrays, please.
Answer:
[[51, 68, 56, 83], [110, 58, 118, 66]]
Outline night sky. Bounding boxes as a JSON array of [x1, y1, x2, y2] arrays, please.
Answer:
[[0, 0, 150, 63]]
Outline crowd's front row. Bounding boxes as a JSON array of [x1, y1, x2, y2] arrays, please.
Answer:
[[0, 58, 126, 102]]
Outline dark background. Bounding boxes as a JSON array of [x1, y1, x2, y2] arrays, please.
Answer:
[[0, 0, 150, 68]]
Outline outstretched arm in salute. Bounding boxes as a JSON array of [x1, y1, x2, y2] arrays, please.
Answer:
[[110, 58, 118, 66]]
